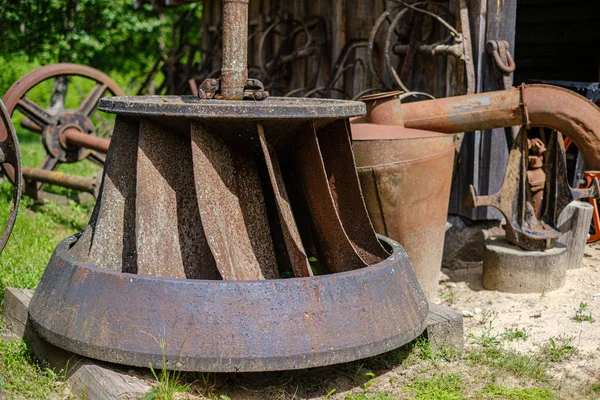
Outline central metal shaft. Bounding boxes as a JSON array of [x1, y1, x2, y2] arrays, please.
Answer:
[[221, 0, 249, 99]]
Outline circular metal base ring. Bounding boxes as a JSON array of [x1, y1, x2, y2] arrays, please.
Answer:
[[29, 235, 428, 372]]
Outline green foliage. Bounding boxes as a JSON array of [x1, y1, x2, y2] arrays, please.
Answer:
[[468, 347, 550, 382], [0, 337, 61, 398], [538, 336, 577, 363], [477, 383, 555, 400], [573, 302, 595, 323], [501, 327, 530, 341], [405, 373, 466, 400], [0, 0, 202, 76], [0, 181, 84, 303], [143, 337, 189, 400], [592, 382, 600, 393]]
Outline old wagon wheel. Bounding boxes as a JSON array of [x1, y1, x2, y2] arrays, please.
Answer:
[[1, 63, 125, 200], [0, 99, 22, 254]]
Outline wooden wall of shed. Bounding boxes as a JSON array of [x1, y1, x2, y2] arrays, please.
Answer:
[[200, 0, 516, 221], [200, 0, 469, 99]]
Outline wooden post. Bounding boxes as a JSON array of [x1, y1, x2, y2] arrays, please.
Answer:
[[557, 201, 594, 270]]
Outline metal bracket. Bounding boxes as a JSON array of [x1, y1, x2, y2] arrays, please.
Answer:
[[465, 128, 600, 251], [198, 77, 269, 100]]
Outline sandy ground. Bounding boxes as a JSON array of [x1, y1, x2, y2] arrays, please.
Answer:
[[440, 241, 600, 386], [158, 242, 600, 399]]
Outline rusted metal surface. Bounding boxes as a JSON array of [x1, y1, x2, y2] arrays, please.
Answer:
[[1, 63, 124, 200], [22, 166, 97, 194], [351, 92, 455, 299], [220, 0, 249, 100], [191, 122, 278, 280], [63, 128, 111, 153], [465, 128, 600, 251], [527, 138, 546, 215], [0, 100, 22, 254], [30, 235, 428, 372], [354, 91, 405, 126], [30, 95, 429, 371], [257, 123, 312, 278], [401, 84, 600, 171]]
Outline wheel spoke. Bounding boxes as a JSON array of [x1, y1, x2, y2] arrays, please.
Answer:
[[16, 98, 57, 128], [78, 83, 108, 117]]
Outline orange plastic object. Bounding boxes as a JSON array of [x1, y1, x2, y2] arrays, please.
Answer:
[[582, 172, 600, 243]]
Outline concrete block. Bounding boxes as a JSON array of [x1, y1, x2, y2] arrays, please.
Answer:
[[482, 237, 567, 293]]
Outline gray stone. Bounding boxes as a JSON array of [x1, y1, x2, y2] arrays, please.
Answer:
[[442, 216, 504, 269], [482, 237, 568, 293]]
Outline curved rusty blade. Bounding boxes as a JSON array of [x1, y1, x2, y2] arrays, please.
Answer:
[[70, 117, 139, 272], [317, 120, 389, 264], [135, 120, 219, 279], [296, 122, 376, 273], [191, 122, 279, 280], [257, 123, 312, 277], [0, 100, 22, 255]]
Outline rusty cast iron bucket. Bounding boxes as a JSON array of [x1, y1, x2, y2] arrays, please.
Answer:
[[351, 93, 454, 300]]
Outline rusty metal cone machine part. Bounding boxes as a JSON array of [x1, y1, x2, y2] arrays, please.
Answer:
[[351, 92, 455, 300], [28, 0, 428, 373], [28, 96, 428, 372]]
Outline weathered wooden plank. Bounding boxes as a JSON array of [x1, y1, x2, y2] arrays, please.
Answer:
[[557, 201, 594, 270], [422, 302, 464, 351]]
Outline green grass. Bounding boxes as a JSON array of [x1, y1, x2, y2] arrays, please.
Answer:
[[142, 337, 189, 400], [476, 383, 555, 400], [538, 336, 577, 363], [573, 302, 595, 323], [501, 327, 529, 341], [0, 327, 63, 398], [345, 393, 396, 400], [405, 374, 466, 400], [467, 346, 550, 382]]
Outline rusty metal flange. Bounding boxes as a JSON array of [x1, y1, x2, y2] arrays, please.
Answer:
[[30, 235, 428, 372]]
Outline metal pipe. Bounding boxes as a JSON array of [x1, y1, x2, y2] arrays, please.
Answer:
[[23, 166, 96, 194], [64, 128, 110, 153], [401, 84, 600, 170], [393, 43, 463, 58], [221, 0, 249, 100]]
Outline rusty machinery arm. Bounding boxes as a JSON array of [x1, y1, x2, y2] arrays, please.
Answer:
[[399, 83, 600, 250], [400, 84, 600, 171]]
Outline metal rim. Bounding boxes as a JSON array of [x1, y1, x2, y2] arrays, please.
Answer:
[[29, 234, 428, 372], [99, 96, 366, 120], [0, 100, 22, 254]]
